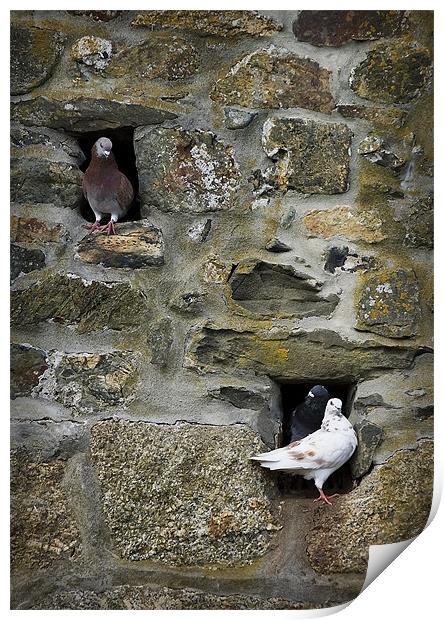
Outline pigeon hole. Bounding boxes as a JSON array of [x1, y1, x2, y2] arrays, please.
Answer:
[[275, 380, 356, 498], [73, 126, 141, 223]]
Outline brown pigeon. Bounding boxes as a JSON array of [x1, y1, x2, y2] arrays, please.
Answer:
[[82, 137, 134, 235]]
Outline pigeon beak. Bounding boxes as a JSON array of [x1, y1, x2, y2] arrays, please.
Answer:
[[103, 150, 110, 158], [308, 391, 314, 398]]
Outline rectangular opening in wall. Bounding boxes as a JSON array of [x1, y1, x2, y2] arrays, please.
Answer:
[[69, 126, 141, 223], [275, 380, 356, 498]]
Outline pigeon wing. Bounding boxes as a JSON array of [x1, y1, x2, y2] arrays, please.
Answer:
[[251, 430, 355, 472], [116, 171, 134, 215]]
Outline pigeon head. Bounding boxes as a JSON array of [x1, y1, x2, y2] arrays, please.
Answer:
[[94, 137, 113, 159], [325, 398, 343, 417], [307, 385, 329, 400]]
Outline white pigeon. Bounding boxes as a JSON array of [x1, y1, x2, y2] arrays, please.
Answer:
[[250, 398, 357, 505]]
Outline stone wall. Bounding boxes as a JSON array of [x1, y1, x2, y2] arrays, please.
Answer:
[[10, 10, 433, 610]]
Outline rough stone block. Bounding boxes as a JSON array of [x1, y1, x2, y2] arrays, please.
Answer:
[[107, 34, 199, 80], [11, 448, 81, 571], [71, 36, 112, 71], [67, 10, 120, 21], [148, 318, 174, 367], [131, 11, 282, 37], [11, 344, 48, 398], [10, 243, 45, 282], [212, 48, 334, 113], [355, 268, 420, 338], [11, 215, 69, 244], [31, 584, 307, 610], [184, 326, 417, 381], [306, 441, 433, 573], [11, 25, 65, 95], [11, 95, 176, 132], [350, 38, 432, 104], [40, 352, 139, 413], [294, 11, 405, 46], [76, 222, 164, 268], [262, 117, 352, 194], [135, 126, 240, 212], [11, 157, 83, 208], [303, 206, 386, 243], [349, 420, 384, 479], [228, 260, 339, 318], [90, 420, 280, 566], [11, 273, 149, 334]]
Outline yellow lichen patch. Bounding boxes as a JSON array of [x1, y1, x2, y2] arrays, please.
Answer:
[[303, 206, 386, 243]]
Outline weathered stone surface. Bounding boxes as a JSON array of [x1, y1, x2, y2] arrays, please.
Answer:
[[306, 441, 433, 573], [131, 11, 282, 37], [76, 222, 164, 268], [262, 117, 352, 194], [349, 354, 433, 459], [323, 246, 349, 273], [11, 448, 81, 571], [11, 124, 85, 164], [209, 386, 268, 411], [350, 420, 384, 478], [11, 273, 149, 334], [40, 352, 139, 412], [135, 126, 240, 213], [11, 216, 68, 244], [11, 25, 65, 95], [67, 10, 120, 21], [265, 238, 292, 253], [187, 219, 212, 242], [148, 318, 174, 367], [107, 34, 199, 80], [71, 36, 112, 71], [350, 38, 432, 104], [31, 584, 309, 610], [304, 207, 386, 243], [358, 135, 407, 170], [212, 48, 334, 113], [11, 420, 86, 461], [355, 268, 420, 338], [224, 107, 257, 129], [11, 344, 48, 398], [228, 260, 339, 318], [170, 291, 206, 315], [184, 326, 417, 381], [90, 421, 279, 566], [11, 157, 83, 207], [11, 95, 176, 132], [11, 244, 46, 282], [335, 105, 408, 129], [203, 255, 232, 283], [294, 11, 405, 46], [391, 192, 433, 249]]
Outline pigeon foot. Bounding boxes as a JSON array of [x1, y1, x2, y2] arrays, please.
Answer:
[[98, 221, 116, 235], [313, 490, 339, 506], [84, 222, 102, 233]]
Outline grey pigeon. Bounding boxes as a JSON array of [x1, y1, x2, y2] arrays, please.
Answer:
[[289, 385, 330, 441], [82, 137, 134, 235], [250, 398, 357, 505]]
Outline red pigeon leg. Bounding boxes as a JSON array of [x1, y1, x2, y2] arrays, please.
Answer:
[[98, 220, 116, 235], [313, 489, 340, 506], [84, 221, 102, 233]]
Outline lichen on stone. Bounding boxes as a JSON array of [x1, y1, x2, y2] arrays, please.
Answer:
[[90, 420, 280, 566], [350, 37, 432, 104], [212, 47, 334, 113]]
